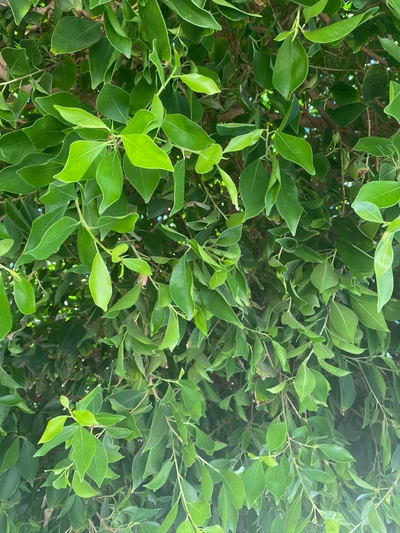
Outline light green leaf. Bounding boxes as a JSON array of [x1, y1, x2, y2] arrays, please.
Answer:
[[195, 144, 223, 174], [13, 274, 35, 315], [353, 181, 400, 208], [39, 416, 68, 444], [122, 134, 173, 171], [223, 130, 263, 153], [89, 252, 112, 312], [72, 472, 100, 498], [71, 426, 97, 480], [218, 166, 238, 208], [302, 8, 377, 43], [180, 73, 220, 95], [123, 258, 152, 276], [303, 0, 328, 22], [374, 233, 394, 277], [74, 410, 97, 426], [54, 141, 106, 183], [53, 106, 107, 129], [353, 201, 384, 224], [187, 500, 211, 526]]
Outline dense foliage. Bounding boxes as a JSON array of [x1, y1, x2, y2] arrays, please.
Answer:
[[0, 0, 400, 531]]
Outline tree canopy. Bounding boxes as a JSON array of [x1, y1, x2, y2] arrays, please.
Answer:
[[0, 0, 400, 531]]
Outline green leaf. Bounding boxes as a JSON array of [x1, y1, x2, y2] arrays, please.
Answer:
[[350, 297, 388, 332], [240, 158, 268, 221], [303, 0, 328, 22], [353, 201, 384, 224], [74, 410, 97, 426], [353, 181, 400, 208], [220, 470, 245, 510], [163, 114, 213, 151], [97, 83, 130, 124], [8, 0, 31, 25], [0, 239, 14, 256], [330, 301, 358, 343], [171, 159, 185, 215], [145, 460, 173, 490], [266, 422, 287, 452], [353, 136, 395, 157], [122, 110, 157, 135], [170, 255, 195, 320], [104, 4, 131, 58], [162, 0, 221, 30], [242, 460, 265, 508], [97, 151, 123, 213], [34, 426, 78, 457], [200, 287, 243, 328], [18, 440, 39, 487], [123, 258, 152, 276], [122, 134, 173, 171], [159, 309, 180, 351], [218, 166, 238, 208], [276, 172, 303, 236], [318, 359, 350, 377], [176, 519, 194, 533], [51, 17, 102, 54], [39, 416, 68, 444], [375, 234, 394, 278], [13, 274, 36, 315], [72, 472, 100, 498], [302, 8, 377, 43], [275, 131, 315, 174], [124, 154, 160, 203], [158, 500, 179, 533], [223, 130, 263, 153], [54, 106, 107, 129], [195, 143, 223, 174], [272, 37, 308, 100], [385, 81, 400, 123], [368, 505, 386, 533], [318, 443, 355, 463], [294, 362, 316, 401], [89, 252, 112, 312], [187, 500, 211, 526], [54, 141, 106, 183], [71, 426, 97, 480], [138, 0, 170, 61], [180, 73, 221, 95], [310, 261, 338, 291], [0, 274, 12, 340]]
